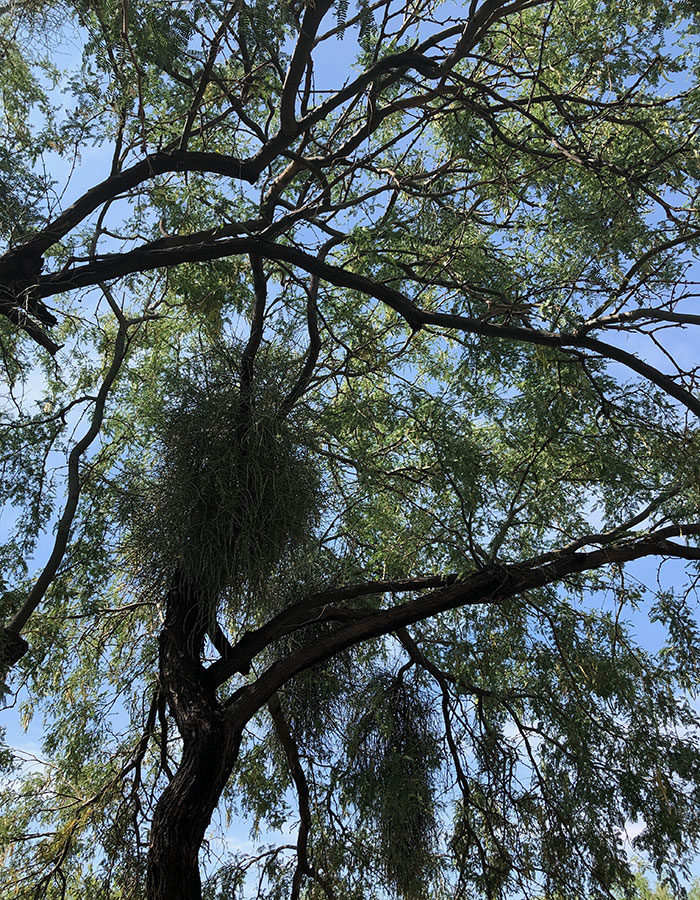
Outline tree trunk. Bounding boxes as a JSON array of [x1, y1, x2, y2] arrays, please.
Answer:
[[146, 716, 240, 900], [146, 576, 242, 899]]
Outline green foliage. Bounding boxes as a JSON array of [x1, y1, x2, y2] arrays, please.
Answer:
[[344, 672, 441, 899], [129, 2, 202, 72], [632, 871, 700, 900], [120, 342, 321, 618], [335, 0, 350, 39], [2, 0, 700, 898]]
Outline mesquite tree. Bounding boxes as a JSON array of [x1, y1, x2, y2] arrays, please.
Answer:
[[2, 0, 700, 898]]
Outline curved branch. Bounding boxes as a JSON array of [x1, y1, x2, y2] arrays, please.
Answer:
[[36, 236, 700, 418], [584, 307, 700, 331], [238, 253, 267, 416], [207, 573, 460, 686], [4, 320, 132, 653], [227, 525, 700, 724], [279, 0, 334, 134], [0, 152, 257, 277], [585, 228, 700, 323], [0, 301, 60, 353], [267, 693, 314, 900]]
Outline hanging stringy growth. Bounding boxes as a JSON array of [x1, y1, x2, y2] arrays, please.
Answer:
[[344, 671, 441, 899], [119, 345, 321, 626]]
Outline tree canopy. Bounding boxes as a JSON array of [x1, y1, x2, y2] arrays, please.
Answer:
[[2, 0, 700, 898]]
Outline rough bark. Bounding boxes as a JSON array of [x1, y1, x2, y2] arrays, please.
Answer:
[[143, 525, 700, 897], [146, 717, 241, 899], [146, 576, 242, 900]]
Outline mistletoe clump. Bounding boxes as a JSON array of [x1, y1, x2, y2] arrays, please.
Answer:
[[121, 348, 321, 619]]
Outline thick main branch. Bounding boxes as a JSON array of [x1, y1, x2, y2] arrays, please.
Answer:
[[228, 525, 700, 724]]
